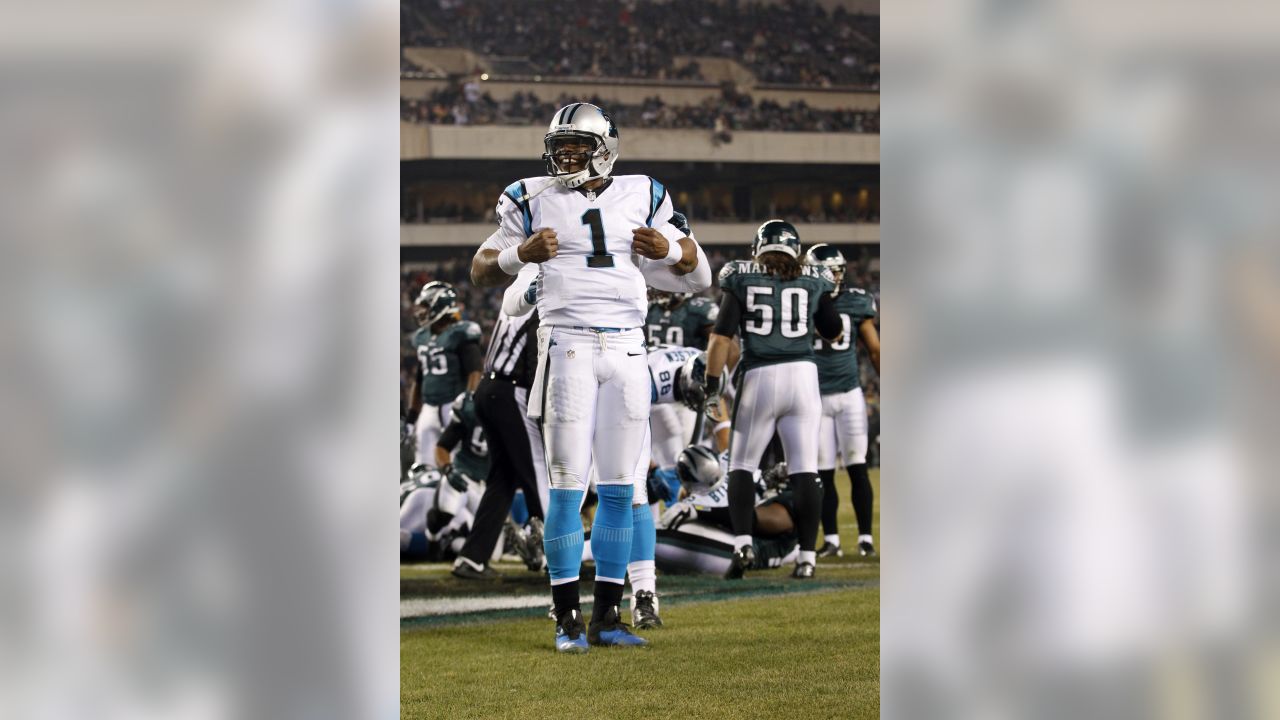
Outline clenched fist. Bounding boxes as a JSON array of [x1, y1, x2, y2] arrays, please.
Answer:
[[518, 228, 559, 263], [631, 227, 671, 260]]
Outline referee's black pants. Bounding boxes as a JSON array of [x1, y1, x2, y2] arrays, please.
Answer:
[[459, 377, 546, 566]]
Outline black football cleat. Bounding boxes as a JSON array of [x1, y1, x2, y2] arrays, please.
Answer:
[[587, 605, 649, 647], [817, 541, 843, 558], [631, 590, 663, 630], [724, 544, 756, 580], [451, 558, 501, 580], [554, 609, 589, 654], [858, 539, 878, 558], [792, 562, 816, 579]]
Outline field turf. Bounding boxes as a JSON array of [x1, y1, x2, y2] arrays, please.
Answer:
[[401, 470, 879, 719]]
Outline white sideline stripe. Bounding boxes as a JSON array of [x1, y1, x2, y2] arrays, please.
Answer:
[[401, 595, 552, 618], [400, 590, 691, 619]]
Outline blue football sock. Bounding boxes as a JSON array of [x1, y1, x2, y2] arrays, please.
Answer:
[[630, 503, 655, 564], [544, 488, 585, 582], [591, 484, 634, 583]]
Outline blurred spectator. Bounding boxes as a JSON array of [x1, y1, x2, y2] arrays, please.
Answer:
[[401, 0, 878, 89], [400, 84, 879, 134]]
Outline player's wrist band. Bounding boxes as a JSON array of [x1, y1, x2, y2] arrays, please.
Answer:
[[661, 238, 684, 266], [498, 245, 526, 275], [713, 421, 731, 434]]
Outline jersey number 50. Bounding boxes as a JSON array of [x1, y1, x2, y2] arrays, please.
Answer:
[[745, 286, 809, 338]]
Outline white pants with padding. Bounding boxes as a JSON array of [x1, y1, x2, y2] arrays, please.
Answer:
[[538, 326, 651, 492], [817, 386, 869, 468], [728, 361, 821, 474]]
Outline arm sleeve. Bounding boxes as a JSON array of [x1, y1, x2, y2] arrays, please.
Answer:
[[639, 236, 712, 292], [712, 292, 743, 338], [815, 292, 842, 340], [500, 264, 540, 316], [437, 420, 464, 452], [458, 340, 483, 375]]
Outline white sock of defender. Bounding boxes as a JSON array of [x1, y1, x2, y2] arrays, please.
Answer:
[[824, 534, 840, 546], [858, 534, 874, 545], [734, 534, 752, 551], [799, 550, 817, 566], [628, 560, 656, 596]]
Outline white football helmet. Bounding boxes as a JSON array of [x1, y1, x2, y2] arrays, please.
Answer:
[[542, 102, 619, 189]]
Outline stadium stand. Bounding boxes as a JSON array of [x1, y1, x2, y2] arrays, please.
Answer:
[[401, 85, 879, 134], [401, 0, 878, 89]]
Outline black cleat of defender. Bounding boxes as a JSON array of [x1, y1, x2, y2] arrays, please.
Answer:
[[817, 541, 843, 558], [858, 539, 878, 558], [792, 562, 816, 579], [724, 544, 756, 580], [631, 590, 663, 630], [451, 558, 502, 580]]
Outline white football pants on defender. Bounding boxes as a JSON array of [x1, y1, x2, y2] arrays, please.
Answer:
[[728, 361, 821, 475], [413, 400, 454, 466], [540, 327, 651, 491], [817, 386, 869, 469]]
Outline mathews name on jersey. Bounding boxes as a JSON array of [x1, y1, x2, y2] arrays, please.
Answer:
[[717, 260, 837, 371], [480, 175, 702, 329]]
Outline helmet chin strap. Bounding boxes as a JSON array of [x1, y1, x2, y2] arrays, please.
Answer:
[[556, 168, 592, 189]]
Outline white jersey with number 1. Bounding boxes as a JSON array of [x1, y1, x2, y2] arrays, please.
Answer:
[[480, 174, 706, 329]]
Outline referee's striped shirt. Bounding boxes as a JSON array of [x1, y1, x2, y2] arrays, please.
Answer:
[[483, 310, 538, 386]]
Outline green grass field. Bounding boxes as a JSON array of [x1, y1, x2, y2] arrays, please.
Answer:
[[401, 470, 879, 719]]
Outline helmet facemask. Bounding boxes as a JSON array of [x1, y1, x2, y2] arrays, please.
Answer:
[[542, 103, 620, 189], [803, 242, 847, 294]]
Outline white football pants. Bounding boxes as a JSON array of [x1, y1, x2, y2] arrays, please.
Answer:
[[414, 399, 454, 466], [817, 386, 869, 469], [728, 361, 821, 475], [538, 327, 651, 492]]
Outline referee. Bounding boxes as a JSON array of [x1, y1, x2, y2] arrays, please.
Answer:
[[452, 270, 548, 579]]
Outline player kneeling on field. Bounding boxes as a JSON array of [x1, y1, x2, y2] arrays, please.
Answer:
[[653, 446, 806, 577]]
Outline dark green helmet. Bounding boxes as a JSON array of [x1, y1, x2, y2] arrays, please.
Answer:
[[412, 280, 448, 328], [803, 243, 846, 290], [752, 219, 801, 259], [422, 283, 461, 326]]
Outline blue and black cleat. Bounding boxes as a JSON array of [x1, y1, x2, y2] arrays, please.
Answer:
[[588, 605, 650, 648], [554, 608, 589, 654]]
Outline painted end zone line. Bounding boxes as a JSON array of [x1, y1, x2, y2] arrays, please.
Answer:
[[401, 595, 553, 619], [400, 579, 877, 624]]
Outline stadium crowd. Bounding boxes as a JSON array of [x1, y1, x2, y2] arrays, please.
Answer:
[[401, 86, 879, 134], [402, 0, 878, 89], [401, 185, 880, 224]]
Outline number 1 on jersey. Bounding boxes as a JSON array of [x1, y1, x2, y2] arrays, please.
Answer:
[[581, 209, 615, 268]]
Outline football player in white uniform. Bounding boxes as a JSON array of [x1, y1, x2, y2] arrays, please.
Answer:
[[654, 447, 802, 576], [624, 346, 732, 629], [471, 102, 712, 652]]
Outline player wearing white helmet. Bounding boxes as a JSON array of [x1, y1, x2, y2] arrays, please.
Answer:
[[471, 102, 712, 653]]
